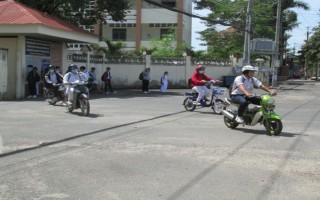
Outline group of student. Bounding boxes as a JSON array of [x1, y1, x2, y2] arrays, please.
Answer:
[[26, 64, 114, 104]]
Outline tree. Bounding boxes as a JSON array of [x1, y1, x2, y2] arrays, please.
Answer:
[[146, 29, 187, 57], [299, 26, 320, 78], [194, 0, 309, 64], [16, 0, 130, 25]]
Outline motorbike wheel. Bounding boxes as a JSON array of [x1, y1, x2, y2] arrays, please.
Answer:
[[183, 97, 196, 111], [264, 119, 283, 136], [224, 116, 239, 129], [212, 99, 224, 114], [80, 97, 90, 116]]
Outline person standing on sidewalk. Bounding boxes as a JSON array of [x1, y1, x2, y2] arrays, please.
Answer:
[[141, 67, 151, 93], [26, 65, 40, 98], [101, 67, 114, 94]]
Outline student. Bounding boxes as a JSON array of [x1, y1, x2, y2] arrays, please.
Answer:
[[160, 71, 169, 93], [101, 67, 114, 94]]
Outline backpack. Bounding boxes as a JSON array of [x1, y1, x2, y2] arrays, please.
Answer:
[[228, 76, 256, 97], [139, 72, 143, 80]]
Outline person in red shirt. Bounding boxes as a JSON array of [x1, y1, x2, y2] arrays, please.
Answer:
[[191, 65, 220, 105]]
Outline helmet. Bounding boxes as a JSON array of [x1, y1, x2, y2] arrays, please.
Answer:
[[69, 64, 78, 70], [241, 65, 256, 72], [196, 65, 205, 71], [48, 64, 55, 69]]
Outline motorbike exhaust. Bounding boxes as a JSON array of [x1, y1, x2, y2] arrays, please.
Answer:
[[222, 110, 235, 120]]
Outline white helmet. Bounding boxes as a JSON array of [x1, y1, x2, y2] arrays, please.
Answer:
[[241, 65, 256, 72]]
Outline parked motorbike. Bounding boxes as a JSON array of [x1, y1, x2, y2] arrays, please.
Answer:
[[66, 81, 90, 116], [183, 81, 225, 114], [43, 83, 66, 106], [222, 93, 282, 135]]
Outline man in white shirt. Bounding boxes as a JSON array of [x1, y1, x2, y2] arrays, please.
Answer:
[[230, 65, 276, 123], [63, 64, 87, 105]]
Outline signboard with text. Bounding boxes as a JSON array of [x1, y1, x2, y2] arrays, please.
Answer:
[[25, 38, 51, 57]]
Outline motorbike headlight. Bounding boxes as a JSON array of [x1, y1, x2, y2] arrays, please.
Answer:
[[266, 98, 275, 105]]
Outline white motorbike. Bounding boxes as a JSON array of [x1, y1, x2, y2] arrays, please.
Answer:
[[66, 81, 90, 116], [183, 81, 225, 114]]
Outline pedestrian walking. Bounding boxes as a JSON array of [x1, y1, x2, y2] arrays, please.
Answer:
[[101, 67, 114, 94], [140, 67, 150, 93], [160, 71, 169, 93]]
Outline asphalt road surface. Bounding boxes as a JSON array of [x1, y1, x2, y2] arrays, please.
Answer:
[[0, 84, 319, 200]]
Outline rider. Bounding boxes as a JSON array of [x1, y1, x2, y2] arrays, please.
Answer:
[[44, 64, 63, 103], [230, 65, 276, 123], [63, 64, 87, 105], [191, 65, 220, 105]]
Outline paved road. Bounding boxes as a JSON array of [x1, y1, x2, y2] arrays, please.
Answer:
[[0, 84, 320, 200]]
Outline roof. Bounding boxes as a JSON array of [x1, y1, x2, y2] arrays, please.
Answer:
[[0, 0, 96, 36]]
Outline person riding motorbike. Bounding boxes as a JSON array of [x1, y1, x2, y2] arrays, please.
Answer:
[[190, 65, 220, 105], [44, 64, 63, 103], [230, 65, 276, 123], [63, 64, 88, 105]]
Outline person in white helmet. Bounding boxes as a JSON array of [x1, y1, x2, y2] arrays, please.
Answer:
[[230, 65, 276, 123], [63, 64, 87, 105]]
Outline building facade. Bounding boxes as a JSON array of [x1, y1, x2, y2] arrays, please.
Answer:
[[104, 0, 192, 51]]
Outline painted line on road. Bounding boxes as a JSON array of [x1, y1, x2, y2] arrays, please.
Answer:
[[0, 110, 188, 158]]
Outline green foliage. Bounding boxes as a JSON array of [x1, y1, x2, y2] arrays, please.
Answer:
[[142, 29, 187, 58], [194, 0, 309, 61], [15, 0, 130, 25], [106, 40, 124, 56], [299, 26, 320, 74]]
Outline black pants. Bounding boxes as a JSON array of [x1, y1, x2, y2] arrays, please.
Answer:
[[142, 80, 149, 92], [28, 82, 37, 96], [231, 95, 261, 117], [104, 79, 113, 93]]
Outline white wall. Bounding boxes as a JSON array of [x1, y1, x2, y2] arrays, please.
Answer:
[[0, 38, 18, 100], [66, 56, 237, 89]]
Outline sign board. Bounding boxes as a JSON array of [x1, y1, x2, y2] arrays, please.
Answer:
[[251, 38, 275, 54], [26, 38, 51, 57]]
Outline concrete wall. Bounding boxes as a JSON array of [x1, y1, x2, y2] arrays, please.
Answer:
[[66, 56, 237, 89], [0, 37, 18, 100]]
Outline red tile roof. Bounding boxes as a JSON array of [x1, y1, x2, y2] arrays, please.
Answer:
[[0, 0, 96, 35]]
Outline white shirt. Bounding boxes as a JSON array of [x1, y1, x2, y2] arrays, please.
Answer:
[[231, 75, 262, 95], [49, 73, 58, 84], [63, 72, 86, 84]]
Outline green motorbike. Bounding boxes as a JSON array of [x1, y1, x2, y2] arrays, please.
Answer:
[[222, 94, 282, 135]]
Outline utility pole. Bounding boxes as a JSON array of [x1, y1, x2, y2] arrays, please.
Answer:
[[272, 0, 281, 87], [304, 27, 310, 79], [242, 0, 253, 66]]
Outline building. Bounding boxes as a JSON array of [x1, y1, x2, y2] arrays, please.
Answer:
[[0, 0, 99, 100], [103, 0, 193, 51]]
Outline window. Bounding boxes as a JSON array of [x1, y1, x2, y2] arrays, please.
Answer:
[[161, 0, 176, 7], [112, 29, 126, 41]]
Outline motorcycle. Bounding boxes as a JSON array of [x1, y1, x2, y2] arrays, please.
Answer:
[[183, 81, 225, 114], [43, 83, 66, 106], [66, 81, 90, 116], [222, 93, 282, 135]]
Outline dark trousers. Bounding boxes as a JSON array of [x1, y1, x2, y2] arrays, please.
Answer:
[[104, 79, 113, 93], [48, 85, 60, 97], [142, 80, 149, 92], [231, 95, 261, 117], [28, 82, 37, 96]]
